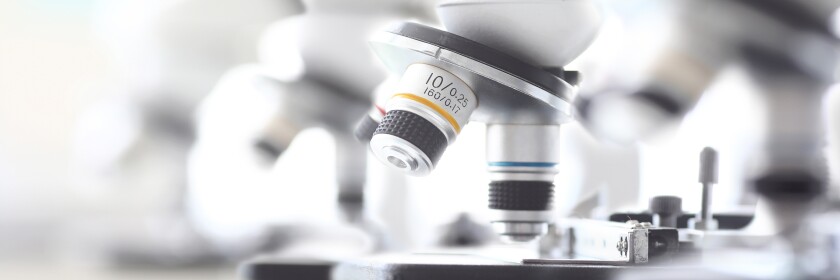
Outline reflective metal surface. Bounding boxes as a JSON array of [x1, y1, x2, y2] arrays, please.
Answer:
[[369, 31, 576, 125]]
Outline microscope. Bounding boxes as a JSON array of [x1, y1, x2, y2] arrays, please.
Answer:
[[75, 0, 298, 267], [235, 0, 840, 279], [356, 0, 601, 242], [330, 0, 840, 279], [187, 0, 451, 278], [245, 0, 603, 278]]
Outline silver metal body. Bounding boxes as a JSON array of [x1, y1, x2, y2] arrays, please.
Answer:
[[492, 222, 550, 243], [370, 134, 434, 175], [545, 219, 678, 264], [485, 124, 560, 240], [485, 124, 561, 182]]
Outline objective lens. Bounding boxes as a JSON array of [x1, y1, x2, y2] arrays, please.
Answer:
[[485, 124, 560, 242], [387, 156, 408, 169], [370, 64, 478, 176]]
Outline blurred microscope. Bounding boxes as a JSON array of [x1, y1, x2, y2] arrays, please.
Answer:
[[73, 0, 299, 267], [188, 0, 462, 277]]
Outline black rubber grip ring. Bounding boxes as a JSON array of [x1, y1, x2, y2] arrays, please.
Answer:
[[489, 181, 554, 211], [354, 115, 379, 142], [649, 196, 683, 215], [731, 0, 834, 39], [374, 110, 447, 166], [753, 171, 825, 202], [254, 139, 284, 160], [337, 191, 364, 204], [636, 88, 682, 115]]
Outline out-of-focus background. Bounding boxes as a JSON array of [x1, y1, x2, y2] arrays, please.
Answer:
[[1, 0, 838, 279], [0, 0, 274, 278], [0, 0, 112, 261]]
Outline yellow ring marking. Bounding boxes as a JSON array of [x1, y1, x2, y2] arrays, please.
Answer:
[[392, 93, 461, 133]]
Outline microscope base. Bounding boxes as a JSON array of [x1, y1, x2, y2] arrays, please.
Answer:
[[241, 256, 335, 280], [332, 253, 677, 280]]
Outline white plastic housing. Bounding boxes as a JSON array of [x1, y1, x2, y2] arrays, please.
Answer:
[[437, 0, 603, 67]]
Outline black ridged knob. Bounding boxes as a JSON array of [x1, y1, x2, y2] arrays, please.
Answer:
[[649, 196, 682, 228], [753, 171, 825, 202], [254, 139, 284, 161], [354, 115, 379, 142], [489, 181, 554, 211], [373, 110, 447, 166]]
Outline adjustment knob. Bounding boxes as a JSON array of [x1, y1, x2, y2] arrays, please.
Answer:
[[699, 147, 718, 184], [354, 115, 379, 142], [649, 195, 682, 228]]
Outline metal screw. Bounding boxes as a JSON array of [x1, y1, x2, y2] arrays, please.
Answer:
[[691, 147, 719, 230], [616, 236, 628, 256]]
